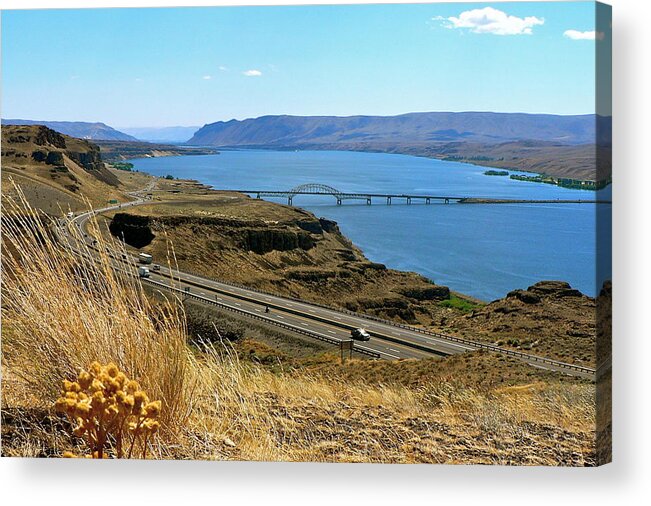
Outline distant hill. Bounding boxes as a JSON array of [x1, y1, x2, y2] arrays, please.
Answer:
[[2, 119, 138, 141], [1, 124, 128, 213], [120, 126, 200, 143], [187, 112, 611, 181], [188, 112, 607, 147], [94, 140, 218, 162]]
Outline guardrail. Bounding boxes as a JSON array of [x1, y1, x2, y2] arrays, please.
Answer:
[[141, 278, 381, 359], [175, 267, 596, 375], [65, 201, 595, 376]]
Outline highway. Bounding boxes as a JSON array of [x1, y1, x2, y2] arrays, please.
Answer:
[[54, 186, 596, 379]]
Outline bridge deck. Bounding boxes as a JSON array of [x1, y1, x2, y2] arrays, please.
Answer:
[[225, 190, 611, 205]]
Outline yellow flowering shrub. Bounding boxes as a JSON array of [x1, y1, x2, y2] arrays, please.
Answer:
[[55, 362, 161, 459]]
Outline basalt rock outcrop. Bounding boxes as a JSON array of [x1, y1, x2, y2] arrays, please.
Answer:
[[2, 124, 119, 188], [111, 214, 318, 255], [449, 280, 596, 366], [396, 284, 450, 301], [109, 213, 156, 248], [109, 200, 453, 325]]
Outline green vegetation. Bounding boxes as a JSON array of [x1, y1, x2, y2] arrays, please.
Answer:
[[111, 162, 135, 172], [556, 178, 611, 191], [164, 174, 175, 180], [438, 295, 480, 313], [484, 170, 509, 176], [510, 174, 557, 185], [510, 173, 610, 191]]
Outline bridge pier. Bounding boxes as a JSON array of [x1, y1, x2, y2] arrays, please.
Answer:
[[256, 193, 261, 199], [426, 197, 430, 205], [386, 196, 391, 205], [336, 198, 342, 206], [366, 197, 372, 205], [444, 198, 449, 204], [288, 196, 293, 206], [407, 197, 412, 205]]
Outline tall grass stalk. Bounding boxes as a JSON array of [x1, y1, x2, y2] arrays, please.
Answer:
[[1, 186, 194, 439]]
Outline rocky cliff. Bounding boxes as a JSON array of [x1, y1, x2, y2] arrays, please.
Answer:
[[2, 124, 126, 213], [107, 196, 452, 324], [2, 124, 119, 188], [446, 281, 597, 366]]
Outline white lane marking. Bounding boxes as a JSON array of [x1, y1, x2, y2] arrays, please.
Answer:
[[327, 330, 336, 334], [299, 322, 308, 326], [286, 303, 294, 306], [276, 315, 285, 319], [422, 336, 469, 350], [234, 303, 241, 307], [378, 350, 400, 359], [389, 348, 401, 353]]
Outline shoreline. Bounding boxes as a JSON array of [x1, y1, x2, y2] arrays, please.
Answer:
[[174, 144, 610, 192], [111, 164, 595, 306]]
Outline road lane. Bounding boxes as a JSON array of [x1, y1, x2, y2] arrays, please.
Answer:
[[57, 190, 596, 378]]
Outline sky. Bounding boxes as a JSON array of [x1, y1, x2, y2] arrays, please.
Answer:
[[1, 2, 610, 128]]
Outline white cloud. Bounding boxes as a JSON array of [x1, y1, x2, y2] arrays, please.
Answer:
[[437, 7, 544, 35], [134, 78, 143, 82], [564, 29, 604, 41], [242, 69, 262, 77], [70, 75, 80, 80], [218, 65, 229, 72], [202, 75, 212, 80]]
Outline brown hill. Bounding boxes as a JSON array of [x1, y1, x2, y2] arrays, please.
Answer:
[[445, 281, 597, 367], [102, 194, 453, 324], [1, 124, 128, 213]]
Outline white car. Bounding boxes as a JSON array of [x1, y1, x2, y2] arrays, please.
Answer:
[[351, 328, 371, 341]]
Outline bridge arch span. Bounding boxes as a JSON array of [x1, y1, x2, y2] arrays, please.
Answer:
[[288, 183, 342, 196]]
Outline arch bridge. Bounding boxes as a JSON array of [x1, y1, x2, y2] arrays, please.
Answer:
[[251, 183, 455, 206], [229, 184, 608, 207]]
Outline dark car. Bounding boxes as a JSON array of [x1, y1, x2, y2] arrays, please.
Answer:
[[351, 328, 371, 341]]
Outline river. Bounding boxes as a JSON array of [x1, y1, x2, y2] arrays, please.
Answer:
[[130, 149, 611, 301]]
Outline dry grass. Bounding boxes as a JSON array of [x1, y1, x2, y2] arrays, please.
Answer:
[[2, 186, 193, 442], [1, 187, 597, 464]]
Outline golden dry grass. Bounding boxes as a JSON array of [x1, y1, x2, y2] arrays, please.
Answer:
[[1, 188, 597, 464], [1, 186, 193, 441]]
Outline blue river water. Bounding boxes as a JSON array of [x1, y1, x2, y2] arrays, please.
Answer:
[[130, 149, 611, 301]]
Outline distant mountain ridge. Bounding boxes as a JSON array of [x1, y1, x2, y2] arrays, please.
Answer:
[[188, 112, 609, 147], [2, 119, 137, 141]]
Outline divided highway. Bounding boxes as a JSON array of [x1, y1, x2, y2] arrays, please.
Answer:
[[55, 188, 596, 379]]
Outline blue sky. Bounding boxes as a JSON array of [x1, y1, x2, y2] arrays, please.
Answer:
[[1, 2, 607, 127]]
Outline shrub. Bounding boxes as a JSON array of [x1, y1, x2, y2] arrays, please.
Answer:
[[1, 185, 193, 446], [55, 362, 161, 458], [438, 295, 480, 313]]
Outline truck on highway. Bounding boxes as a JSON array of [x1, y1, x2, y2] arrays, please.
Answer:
[[351, 328, 371, 341], [138, 266, 150, 278], [138, 253, 153, 264]]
